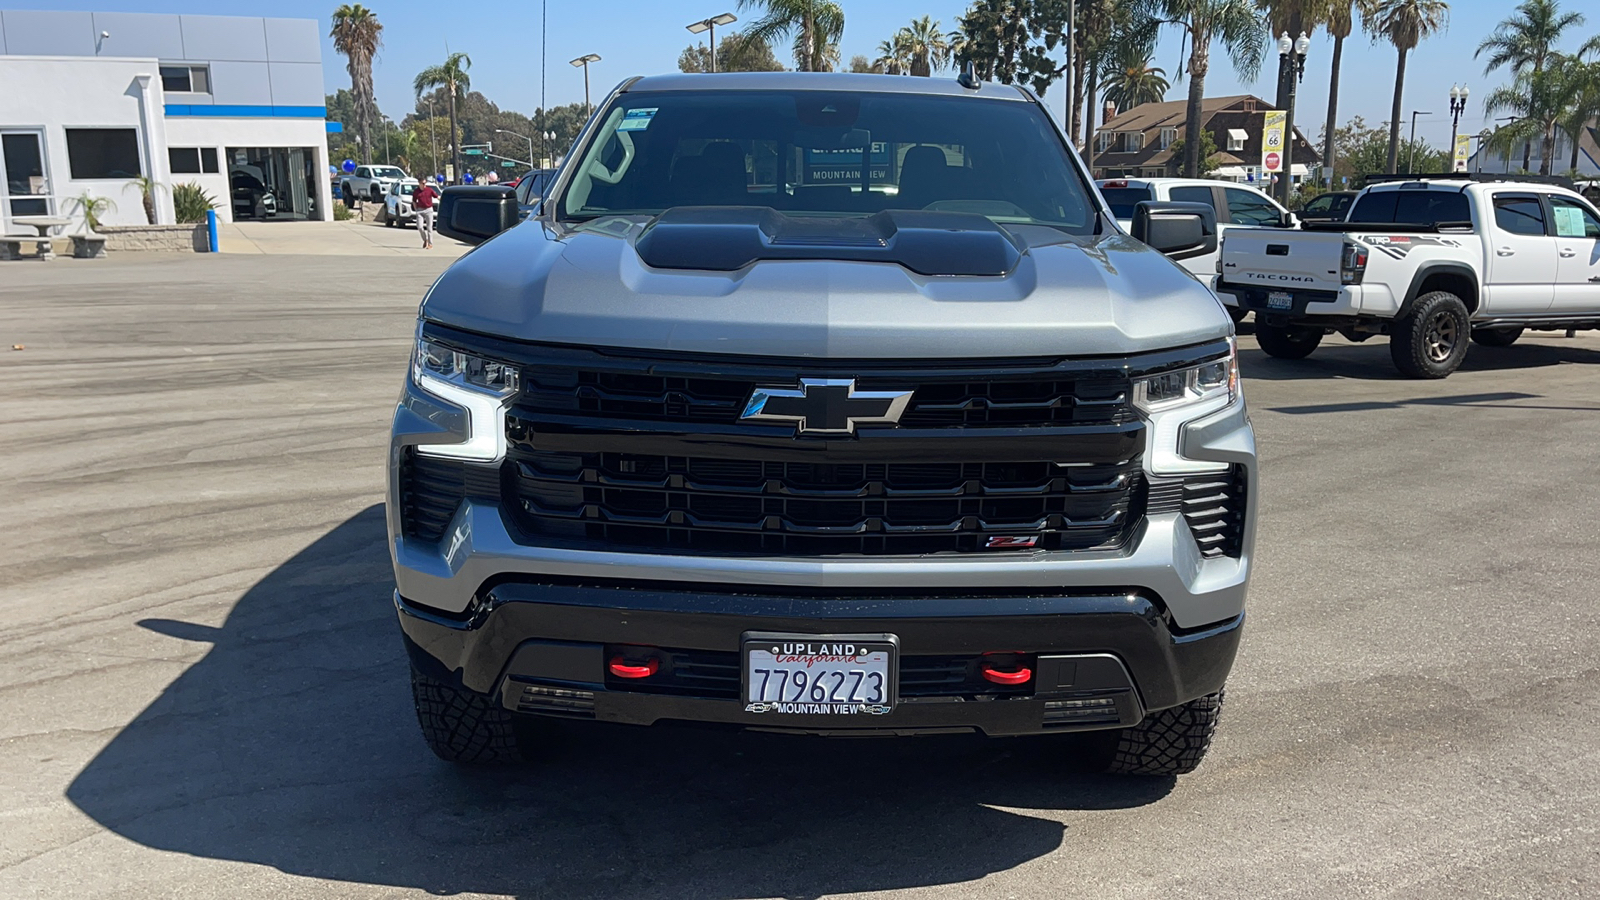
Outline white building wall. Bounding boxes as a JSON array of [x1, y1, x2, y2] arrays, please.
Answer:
[[163, 117, 331, 223], [0, 55, 175, 231]]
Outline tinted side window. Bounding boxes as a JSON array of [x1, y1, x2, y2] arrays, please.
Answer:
[[1493, 194, 1547, 236], [1099, 187, 1153, 219], [1224, 188, 1281, 226], [1303, 194, 1332, 213], [1548, 195, 1600, 238], [1348, 190, 1470, 226], [1169, 185, 1216, 209]]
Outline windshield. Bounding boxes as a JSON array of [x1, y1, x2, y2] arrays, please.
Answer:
[[372, 167, 406, 179], [1099, 187, 1153, 219], [558, 89, 1096, 233], [396, 183, 416, 196]]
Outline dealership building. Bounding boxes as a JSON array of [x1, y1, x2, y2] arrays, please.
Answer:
[[1, 9, 337, 232]]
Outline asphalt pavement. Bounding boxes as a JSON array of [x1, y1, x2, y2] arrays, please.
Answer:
[[1, 253, 1598, 899]]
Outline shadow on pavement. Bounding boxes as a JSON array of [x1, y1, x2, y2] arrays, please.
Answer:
[[1239, 340, 1600, 382], [67, 506, 1171, 899]]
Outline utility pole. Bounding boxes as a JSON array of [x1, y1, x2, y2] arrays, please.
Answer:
[[1408, 110, 1432, 174], [427, 96, 438, 178], [687, 13, 737, 73]]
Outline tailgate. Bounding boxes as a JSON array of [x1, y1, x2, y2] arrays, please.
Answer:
[[1219, 229, 1344, 294]]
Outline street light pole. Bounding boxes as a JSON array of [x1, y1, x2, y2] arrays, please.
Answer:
[[1276, 32, 1309, 206], [570, 54, 602, 114], [1447, 85, 1469, 172], [495, 129, 535, 168], [1408, 110, 1432, 174], [427, 96, 438, 178], [687, 13, 737, 73]]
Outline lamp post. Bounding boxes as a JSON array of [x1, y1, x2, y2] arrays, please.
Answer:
[[1275, 31, 1310, 205], [570, 53, 602, 114], [1408, 110, 1432, 174], [427, 96, 438, 179], [543, 130, 556, 168], [1447, 85, 1469, 172], [495, 129, 534, 167], [686, 13, 737, 73]]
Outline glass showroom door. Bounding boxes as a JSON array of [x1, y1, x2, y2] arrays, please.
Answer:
[[2, 130, 55, 229]]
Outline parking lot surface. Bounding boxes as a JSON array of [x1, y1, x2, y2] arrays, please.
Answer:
[[2, 254, 1598, 899]]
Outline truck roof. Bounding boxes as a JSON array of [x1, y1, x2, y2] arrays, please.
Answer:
[[623, 71, 1031, 102]]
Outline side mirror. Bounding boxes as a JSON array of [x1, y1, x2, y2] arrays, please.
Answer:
[[1279, 211, 1299, 228], [437, 185, 517, 245], [1131, 201, 1217, 261]]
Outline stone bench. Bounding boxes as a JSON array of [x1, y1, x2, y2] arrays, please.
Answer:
[[71, 233, 107, 259], [0, 235, 51, 260]]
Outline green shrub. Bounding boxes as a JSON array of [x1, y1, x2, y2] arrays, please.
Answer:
[[173, 182, 217, 223], [332, 203, 354, 221]]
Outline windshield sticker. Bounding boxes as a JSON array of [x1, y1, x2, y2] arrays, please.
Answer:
[[618, 108, 658, 132], [1553, 206, 1588, 238]]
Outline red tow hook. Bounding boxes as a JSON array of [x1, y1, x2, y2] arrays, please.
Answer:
[[608, 657, 659, 679], [980, 664, 1033, 685]]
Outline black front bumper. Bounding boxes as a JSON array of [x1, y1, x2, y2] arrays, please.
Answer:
[[397, 580, 1242, 737]]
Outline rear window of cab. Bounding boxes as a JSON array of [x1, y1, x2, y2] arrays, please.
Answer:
[[1348, 189, 1471, 226]]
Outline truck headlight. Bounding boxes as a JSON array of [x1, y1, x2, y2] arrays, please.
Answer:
[[1133, 340, 1237, 413], [1136, 339, 1238, 475], [410, 329, 519, 461]]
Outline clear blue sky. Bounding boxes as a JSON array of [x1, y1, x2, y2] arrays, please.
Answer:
[[13, 1, 1595, 147]]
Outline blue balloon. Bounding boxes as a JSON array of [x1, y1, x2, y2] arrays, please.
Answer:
[[463, 172, 474, 184], [341, 159, 356, 173]]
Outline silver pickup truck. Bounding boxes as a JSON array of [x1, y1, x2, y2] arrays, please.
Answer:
[[1217, 175, 1600, 378], [389, 72, 1256, 776]]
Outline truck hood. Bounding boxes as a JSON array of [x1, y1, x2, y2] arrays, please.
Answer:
[[421, 216, 1230, 359]]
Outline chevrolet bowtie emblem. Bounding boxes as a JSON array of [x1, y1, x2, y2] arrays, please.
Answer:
[[739, 379, 913, 434]]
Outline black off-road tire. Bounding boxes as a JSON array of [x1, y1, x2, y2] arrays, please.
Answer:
[[341, 184, 355, 208], [1255, 323, 1323, 360], [370, 186, 384, 203], [1391, 291, 1471, 378], [410, 668, 526, 764], [1471, 326, 1523, 348], [1104, 690, 1224, 776]]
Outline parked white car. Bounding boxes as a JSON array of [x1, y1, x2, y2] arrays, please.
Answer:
[[384, 179, 421, 227], [1216, 174, 1600, 378], [1097, 177, 1296, 319]]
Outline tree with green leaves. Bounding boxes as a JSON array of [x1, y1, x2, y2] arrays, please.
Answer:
[[414, 52, 472, 184], [330, 5, 383, 165], [1101, 40, 1170, 114], [1366, 0, 1449, 175], [1476, 0, 1584, 172], [1167, 132, 1223, 177], [899, 16, 952, 77], [679, 31, 786, 73], [1557, 57, 1600, 173], [1157, 0, 1267, 178], [737, 0, 844, 73], [1320, 1, 1378, 187], [875, 35, 911, 75]]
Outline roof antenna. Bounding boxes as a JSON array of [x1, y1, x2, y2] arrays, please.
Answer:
[[957, 60, 981, 90]]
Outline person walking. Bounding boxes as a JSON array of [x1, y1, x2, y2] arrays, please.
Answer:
[[414, 181, 438, 249]]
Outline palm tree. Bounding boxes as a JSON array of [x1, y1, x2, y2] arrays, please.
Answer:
[[330, 5, 383, 165], [1558, 57, 1600, 173], [1321, 1, 1377, 187], [900, 16, 951, 76], [1101, 42, 1171, 113], [414, 53, 472, 185], [1367, 0, 1450, 174], [1159, 0, 1267, 178], [1483, 67, 1564, 173], [1476, 0, 1585, 172], [738, 0, 844, 73], [875, 34, 911, 75]]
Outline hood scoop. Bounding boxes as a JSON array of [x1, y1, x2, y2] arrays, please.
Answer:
[[633, 206, 1023, 276]]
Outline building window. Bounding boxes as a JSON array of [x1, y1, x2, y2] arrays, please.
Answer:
[[65, 129, 143, 179], [1161, 127, 1177, 149], [1096, 131, 1114, 153], [169, 147, 221, 174], [160, 65, 211, 94], [1227, 128, 1248, 152], [1122, 132, 1144, 153]]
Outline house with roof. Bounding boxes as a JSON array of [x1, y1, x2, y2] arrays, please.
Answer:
[[1086, 94, 1320, 188]]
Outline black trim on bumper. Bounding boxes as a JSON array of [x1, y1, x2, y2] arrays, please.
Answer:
[[396, 580, 1242, 737]]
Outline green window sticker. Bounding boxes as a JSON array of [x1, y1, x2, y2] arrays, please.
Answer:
[[618, 108, 658, 132]]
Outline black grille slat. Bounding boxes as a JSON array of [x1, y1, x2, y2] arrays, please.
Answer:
[[1149, 468, 1247, 559]]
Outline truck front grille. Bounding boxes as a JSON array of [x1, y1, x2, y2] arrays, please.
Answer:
[[1147, 467, 1248, 559], [506, 448, 1140, 556]]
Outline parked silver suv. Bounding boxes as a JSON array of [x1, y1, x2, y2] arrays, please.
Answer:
[[390, 72, 1256, 775]]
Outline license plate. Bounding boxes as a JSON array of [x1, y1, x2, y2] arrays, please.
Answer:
[[743, 632, 897, 716], [1267, 291, 1294, 310]]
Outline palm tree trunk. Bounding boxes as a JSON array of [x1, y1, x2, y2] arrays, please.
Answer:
[[1082, 65, 1100, 151], [1069, 53, 1086, 150], [1540, 122, 1556, 176], [1184, 43, 1209, 178], [448, 82, 461, 184], [1386, 47, 1407, 175], [1572, 128, 1583, 173], [800, 8, 813, 72], [1322, 33, 1344, 188]]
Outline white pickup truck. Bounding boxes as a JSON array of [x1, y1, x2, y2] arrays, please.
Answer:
[[339, 165, 411, 206], [1217, 175, 1600, 377]]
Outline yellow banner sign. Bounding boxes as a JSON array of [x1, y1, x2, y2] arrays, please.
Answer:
[[1262, 110, 1287, 173], [1454, 134, 1471, 172]]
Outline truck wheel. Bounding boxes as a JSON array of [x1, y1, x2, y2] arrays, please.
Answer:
[[1255, 323, 1323, 359], [1391, 291, 1470, 378], [1471, 326, 1523, 348], [371, 186, 383, 203], [385, 216, 396, 227], [410, 668, 527, 764], [1227, 307, 1249, 325], [1104, 690, 1224, 776], [341, 184, 355, 208]]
